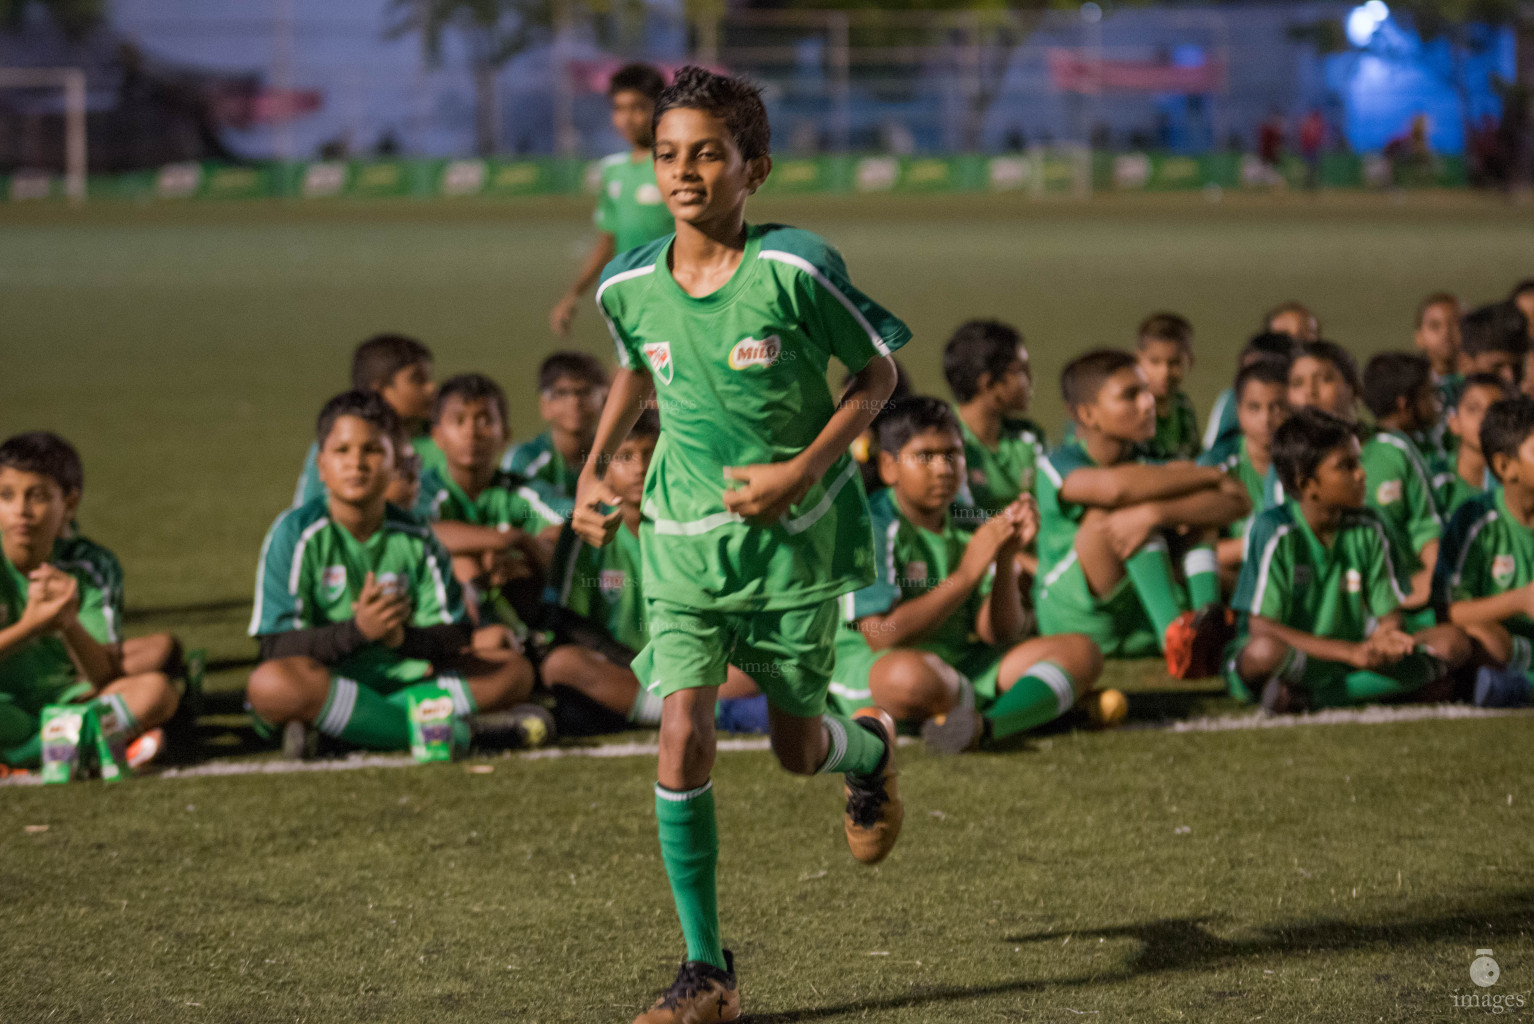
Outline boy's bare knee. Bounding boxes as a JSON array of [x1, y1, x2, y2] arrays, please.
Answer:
[[140, 672, 180, 727], [247, 657, 325, 723], [1238, 635, 1288, 680], [869, 650, 953, 722], [540, 645, 586, 690], [659, 698, 717, 781], [1417, 625, 1471, 668]]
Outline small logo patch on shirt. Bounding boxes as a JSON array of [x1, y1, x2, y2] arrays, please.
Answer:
[[322, 566, 347, 601], [969, 469, 988, 487], [1345, 568, 1363, 594], [643, 342, 674, 384], [599, 569, 626, 593], [901, 561, 929, 586], [1376, 479, 1403, 505], [1493, 554, 1516, 586], [728, 335, 782, 370]]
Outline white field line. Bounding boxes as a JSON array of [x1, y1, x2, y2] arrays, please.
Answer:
[[3, 704, 1528, 787]]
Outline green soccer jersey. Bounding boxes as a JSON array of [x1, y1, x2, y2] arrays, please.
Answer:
[[423, 469, 567, 533], [498, 431, 578, 506], [1198, 434, 1267, 538], [594, 152, 675, 254], [549, 520, 647, 652], [1034, 441, 1158, 594], [1434, 489, 1534, 641], [1233, 501, 1411, 643], [294, 434, 448, 519], [841, 488, 993, 662], [1431, 457, 1495, 522], [1150, 390, 1201, 460], [1360, 429, 1442, 555], [596, 223, 911, 612], [0, 534, 123, 705], [250, 497, 467, 679], [1202, 387, 1239, 452], [955, 415, 1045, 515]]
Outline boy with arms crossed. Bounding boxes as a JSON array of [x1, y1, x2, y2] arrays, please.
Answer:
[[574, 67, 907, 1023]]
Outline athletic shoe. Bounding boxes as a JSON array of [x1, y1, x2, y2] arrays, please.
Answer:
[[843, 707, 903, 864], [281, 720, 315, 760], [1473, 666, 1532, 708], [125, 728, 164, 769], [469, 703, 557, 751], [1164, 605, 1235, 680], [632, 949, 740, 1024], [920, 705, 982, 755]]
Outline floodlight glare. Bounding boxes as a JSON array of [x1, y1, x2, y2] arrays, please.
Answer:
[[1346, 2, 1389, 47]]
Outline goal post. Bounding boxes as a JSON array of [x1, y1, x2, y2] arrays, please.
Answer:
[[0, 66, 88, 203]]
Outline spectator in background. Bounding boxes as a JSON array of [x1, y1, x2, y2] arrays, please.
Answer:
[[1299, 108, 1326, 189]]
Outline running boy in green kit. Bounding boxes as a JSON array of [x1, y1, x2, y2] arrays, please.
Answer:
[[573, 66, 907, 1024], [0, 433, 181, 772], [1433, 395, 1534, 708], [1227, 408, 1469, 713], [1035, 350, 1249, 678], [828, 397, 1110, 754], [942, 319, 1046, 516], [248, 392, 535, 757]]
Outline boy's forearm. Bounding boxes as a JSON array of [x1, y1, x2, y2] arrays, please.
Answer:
[[859, 565, 984, 650], [797, 356, 897, 484], [1448, 589, 1532, 627], [1248, 616, 1360, 665], [433, 521, 516, 556], [0, 620, 43, 662], [1147, 486, 1250, 531], [581, 367, 653, 485], [1063, 462, 1223, 509], [258, 621, 368, 665], [60, 620, 120, 686], [978, 556, 1026, 646]]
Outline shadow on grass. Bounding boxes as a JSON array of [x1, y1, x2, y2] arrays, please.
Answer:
[[739, 894, 1534, 1022], [124, 597, 252, 623]]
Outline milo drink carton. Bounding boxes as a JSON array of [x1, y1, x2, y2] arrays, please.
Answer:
[[39, 704, 89, 784], [408, 689, 457, 763], [90, 701, 130, 783]]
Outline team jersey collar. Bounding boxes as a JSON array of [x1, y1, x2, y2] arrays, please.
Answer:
[[657, 223, 763, 310]]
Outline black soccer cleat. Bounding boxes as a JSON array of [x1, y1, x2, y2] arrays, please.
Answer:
[[632, 949, 740, 1023]]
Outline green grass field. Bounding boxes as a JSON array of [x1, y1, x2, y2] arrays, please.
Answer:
[[2, 191, 1533, 1021]]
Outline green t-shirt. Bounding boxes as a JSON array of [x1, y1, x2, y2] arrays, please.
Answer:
[[594, 152, 675, 254], [1202, 386, 1239, 452], [250, 497, 467, 679], [955, 415, 1045, 516], [1233, 501, 1411, 643], [294, 434, 448, 520], [1430, 455, 1495, 522], [840, 488, 993, 662], [1198, 434, 1267, 539], [1434, 489, 1534, 641], [548, 521, 647, 652], [499, 431, 578, 507], [0, 534, 123, 704], [1360, 429, 1442, 555], [1149, 390, 1201, 460], [423, 469, 567, 533], [596, 223, 911, 612]]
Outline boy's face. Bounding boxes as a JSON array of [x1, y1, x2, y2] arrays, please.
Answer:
[[880, 426, 964, 513], [1465, 350, 1521, 385], [1448, 384, 1502, 454], [433, 396, 507, 472], [0, 467, 75, 567], [1288, 355, 1354, 419], [1269, 309, 1318, 342], [1138, 339, 1189, 401], [610, 89, 656, 149], [985, 348, 1033, 413], [318, 415, 396, 508], [606, 434, 656, 508], [1236, 379, 1289, 454], [379, 361, 436, 424], [1414, 300, 1460, 366], [539, 374, 606, 438], [653, 107, 770, 228], [1301, 438, 1366, 509], [1492, 432, 1534, 493], [1078, 366, 1156, 443]]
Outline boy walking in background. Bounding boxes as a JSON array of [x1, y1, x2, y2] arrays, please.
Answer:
[[574, 66, 908, 1023], [498, 352, 607, 510]]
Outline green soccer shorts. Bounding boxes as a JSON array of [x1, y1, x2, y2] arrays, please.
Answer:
[[827, 641, 1003, 718], [632, 598, 840, 719], [1036, 557, 1160, 659], [331, 650, 438, 694], [1223, 639, 1442, 708]]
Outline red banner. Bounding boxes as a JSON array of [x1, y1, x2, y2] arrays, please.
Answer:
[[1047, 50, 1226, 95]]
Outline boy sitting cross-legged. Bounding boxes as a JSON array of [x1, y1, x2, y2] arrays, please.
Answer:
[[248, 391, 537, 757], [1433, 373, 1513, 519], [1198, 357, 1291, 584], [1036, 350, 1250, 679], [1227, 408, 1469, 713], [1433, 395, 1534, 708], [829, 397, 1109, 754], [0, 432, 180, 773]]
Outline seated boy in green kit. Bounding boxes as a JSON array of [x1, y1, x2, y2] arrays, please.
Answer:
[[1202, 331, 1301, 452], [499, 351, 607, 511], [828, 397, 1110, 754], [1036, 350, 1249, 679], [1432, 373, 1512, 518], [0, 432, 180, 771], [1136, 312, 1202, 459], [1199, 358, 1291, 583], [248, 391, 536, 755], [1227, 408, 1469, 713], [293, 333, 444, 513], [1434, 395, 1534, 708], [942, 320, 1046, 516], [540, 410, 767, 735]]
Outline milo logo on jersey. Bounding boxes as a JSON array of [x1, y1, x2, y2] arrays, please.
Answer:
[[1494, 554, 1516, 587], [729, 335, 783, 370], [643, 342, 674, 384]]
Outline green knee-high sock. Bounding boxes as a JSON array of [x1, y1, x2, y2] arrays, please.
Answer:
[[1336, 668, 1428, 705], [1125, 538, 1186, 645], [1182, 544, 1221, 610], [816, 713, 888, 777], [94, 693, 140, 743], [984, 660, 1078, 740], [315, 676, 410, 750], [655, 781, 726, 970]]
